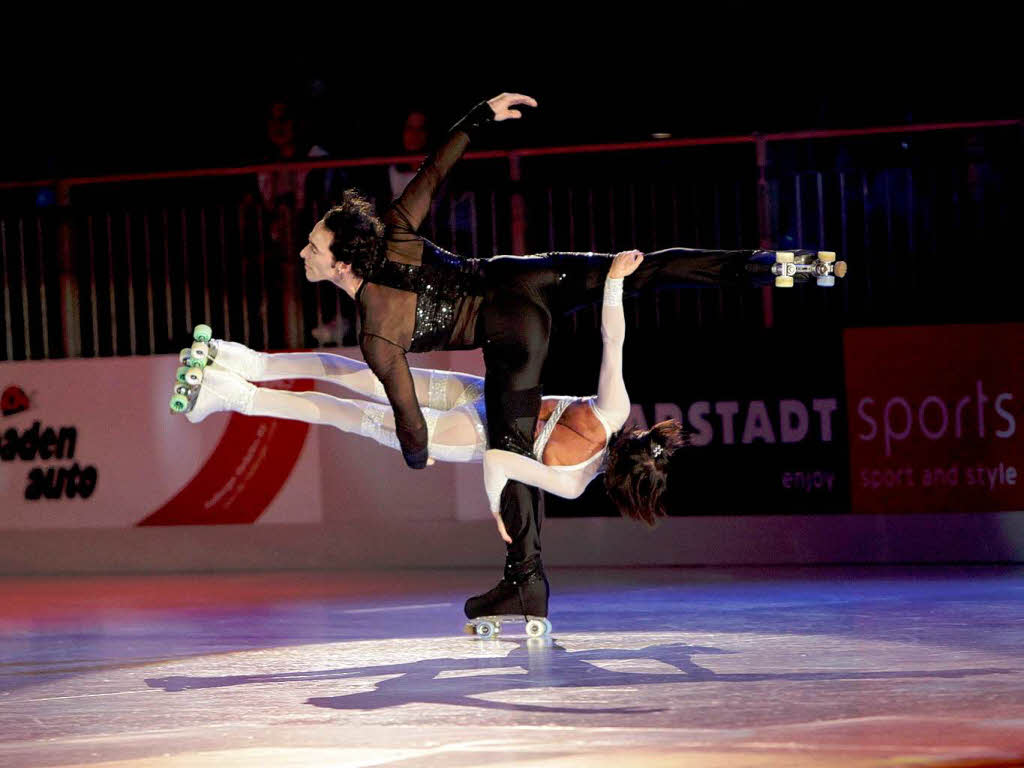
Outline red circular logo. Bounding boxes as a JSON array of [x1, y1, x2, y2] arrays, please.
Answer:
[[1, 386, 30, 416]]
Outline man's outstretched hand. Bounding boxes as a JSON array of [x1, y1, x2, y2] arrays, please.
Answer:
[[487, 93, 538, 121]]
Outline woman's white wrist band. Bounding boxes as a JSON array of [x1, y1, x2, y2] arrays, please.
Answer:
[[604, 277, 624, 307]]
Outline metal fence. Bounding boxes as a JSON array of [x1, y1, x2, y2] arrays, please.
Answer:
[[0, 119, 1020, 362]]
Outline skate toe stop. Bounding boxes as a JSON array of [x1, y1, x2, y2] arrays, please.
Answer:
[[834, 261, 848, 278]]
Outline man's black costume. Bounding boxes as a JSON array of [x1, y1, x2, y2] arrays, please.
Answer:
[[354, 101, 775, 617]]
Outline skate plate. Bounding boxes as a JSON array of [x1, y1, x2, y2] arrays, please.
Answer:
[[464, 615, 552, 638], [168, 323, 215, 414], [771, 251, 847, 287]]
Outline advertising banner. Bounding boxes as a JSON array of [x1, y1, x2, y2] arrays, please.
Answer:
[[542, 325, 850, 518], [0, 356, 320, 529], [845, 323, 1024, 514]]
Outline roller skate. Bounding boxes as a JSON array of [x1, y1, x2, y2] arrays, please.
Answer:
[[168, 324, 256, 421], [464, 554, 552, 638], [207, 338, 268, 381], [747, 250, 847, 288]]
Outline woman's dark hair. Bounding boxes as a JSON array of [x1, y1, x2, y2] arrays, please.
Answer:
[[321, 189, 386, 279], [603, 419, 692, 526]]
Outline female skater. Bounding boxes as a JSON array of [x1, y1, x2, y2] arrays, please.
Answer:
[[181, 250, 687, 620]]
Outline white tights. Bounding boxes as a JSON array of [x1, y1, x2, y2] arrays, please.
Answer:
[[242, 352, 488, 463]]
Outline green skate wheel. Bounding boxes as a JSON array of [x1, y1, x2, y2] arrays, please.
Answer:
[[176, 365, 190, 384], [775, 276, 794, 288], [185, 367, 204, 386], [179, 348, 192, 364], [169, 393, 189, 413], [775, 251, 795, 264], [193, 324, 213, 343]]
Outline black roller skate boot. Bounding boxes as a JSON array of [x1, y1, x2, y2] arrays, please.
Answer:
[[464, 554, 551, 638], [743, 249, 847, 288]]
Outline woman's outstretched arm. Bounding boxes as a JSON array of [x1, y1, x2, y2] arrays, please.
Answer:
[[593, 251, 644, 429], [482, 449, 590, 542]]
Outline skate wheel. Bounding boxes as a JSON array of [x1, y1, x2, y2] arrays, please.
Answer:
[[475, 620, 497, 638], [193, 324, 213, 343], [525, 618, 548, 637], [540, 618, 552, 634], [774, 276, 794, 288], [174, 384, 190, 397], [169, 393, 189, 413], [818, 251, 836, 263], [176, 365, 190, 384], [775, 251, 795, 264], [816, 276, 836, 288], [179, 348, 192, 365], [834, 261, 848, 278], [184, 367, 204, 386], [190, 341, 210, 364]]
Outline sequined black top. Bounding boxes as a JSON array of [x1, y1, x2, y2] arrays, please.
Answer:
[[354, 101, 495, 469]]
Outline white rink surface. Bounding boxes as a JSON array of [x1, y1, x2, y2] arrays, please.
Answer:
[[1, 566, 1023, 767]]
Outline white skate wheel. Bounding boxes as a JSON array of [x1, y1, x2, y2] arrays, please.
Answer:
[[525, 619, 547, 637], [540, 618, 552, 634], [179, 348, 192, 364], [775, 251, 795, 264], [475, 620, 496, 638], [816, 276, 836, 288], [775, 276, 795, 288], [185, 368, 204, 386], [190, 341, 209, 361], [818, 251, 836, 263]]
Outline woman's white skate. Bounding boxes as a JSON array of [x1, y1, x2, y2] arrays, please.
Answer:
[[464, 615, 553, 638], [168, 324, 255, 420]]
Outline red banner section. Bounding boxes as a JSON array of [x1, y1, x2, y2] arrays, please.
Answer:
[[139, 380, 311, 526], [845, 324, 1024, 514]]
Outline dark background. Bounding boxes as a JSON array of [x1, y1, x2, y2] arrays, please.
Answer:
[[2, 49, 1018, 182]]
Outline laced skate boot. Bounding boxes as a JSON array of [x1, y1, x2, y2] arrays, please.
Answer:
[[464, 554, 552, 638], [208, 338, 268, 381], [183, 366, 257, 424], [744, 249, 848, 288]]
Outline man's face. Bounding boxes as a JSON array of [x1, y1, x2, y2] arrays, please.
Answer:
[[300, 221, 338, 282]]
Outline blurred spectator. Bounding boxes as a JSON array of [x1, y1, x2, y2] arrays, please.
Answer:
[[386, 109, 430, 202]]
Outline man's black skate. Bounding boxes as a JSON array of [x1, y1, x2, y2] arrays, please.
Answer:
[[464, 555, 551, 637], [745, 249, 847, 288]]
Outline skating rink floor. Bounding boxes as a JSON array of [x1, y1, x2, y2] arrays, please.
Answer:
[[1, 566, 1022, 767]]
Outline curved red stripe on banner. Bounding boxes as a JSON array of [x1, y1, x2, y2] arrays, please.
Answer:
[[139, 380, 312, 526]]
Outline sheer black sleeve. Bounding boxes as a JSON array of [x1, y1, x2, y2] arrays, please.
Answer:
[[360, 333, 429, 469], [385, 101, 495, 234]]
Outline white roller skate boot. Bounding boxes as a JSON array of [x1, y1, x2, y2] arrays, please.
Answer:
[[209, 339, 268, 381], [185, 367, 257, 423]]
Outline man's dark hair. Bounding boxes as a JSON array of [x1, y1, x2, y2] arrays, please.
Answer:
[[322, 189, 386, 279]]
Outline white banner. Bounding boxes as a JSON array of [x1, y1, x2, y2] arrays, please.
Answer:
[[0, 356, 321, 529]]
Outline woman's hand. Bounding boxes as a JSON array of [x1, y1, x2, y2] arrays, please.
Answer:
[[487, 93, 538, 122], [493, 510, 512, 544], [609, 250, 644, 278]]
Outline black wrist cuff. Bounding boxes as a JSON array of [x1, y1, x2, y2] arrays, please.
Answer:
[[451, 101, 495, 138]]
